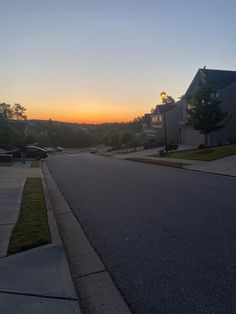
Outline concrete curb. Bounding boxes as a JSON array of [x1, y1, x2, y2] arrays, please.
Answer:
[[42, 162, 132, 314], [41, 167, 82, 313], [42, 178, 61, 245]]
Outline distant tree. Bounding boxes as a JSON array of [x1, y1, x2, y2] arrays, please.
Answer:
[[0, 103, 13, 120], [129, 136, 141, 151], [46, 119, 55, 146], [129, 116, 144, 133], [121, 131, 134, 148], [12, 103, 27, 120], [106, 131, 120, 147], [187, 76, 229, 145], [0, 103, 27, 120], [0, 120, 21, 148], [166, 95, 175, 104], [0, 102, 27, 148]]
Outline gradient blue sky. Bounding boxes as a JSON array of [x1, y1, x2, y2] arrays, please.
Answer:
[[1, 0, 236, 122]]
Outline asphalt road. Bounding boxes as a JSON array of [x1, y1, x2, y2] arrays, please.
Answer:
[[47, 153, 236, 314]]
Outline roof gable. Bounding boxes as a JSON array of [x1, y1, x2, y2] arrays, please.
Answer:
[[201, 68, 236, 90], [185, 68, 236, 97]]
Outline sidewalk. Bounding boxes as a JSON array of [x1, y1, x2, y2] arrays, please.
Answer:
[[109, 145, 196, 160], [109, 146, 236, 177], [184, 154, 236, 176], [0, 161, 81, 313]]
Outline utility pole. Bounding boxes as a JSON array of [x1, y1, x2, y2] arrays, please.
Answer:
[[160, 92, 168, 155]]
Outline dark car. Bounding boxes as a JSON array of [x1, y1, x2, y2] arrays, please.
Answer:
[[7, 146, 48, 160], [90, 148, 98, 154]]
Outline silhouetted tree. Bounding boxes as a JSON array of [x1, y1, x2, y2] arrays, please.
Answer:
[[187, 76, 229, 145], [12, 104, 27, 120]]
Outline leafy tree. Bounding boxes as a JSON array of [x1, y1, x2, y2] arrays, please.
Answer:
[[0, 103, 13, 119], [105, 131, 120, 147], [121, 131, 134, 147], [0, 102, 27, 148], [12, 104, 27, 120], [187, 76, 229, 145], [129, 116, 144, 133], [129, 136, 141, 151], [0, 103, 27, 120]]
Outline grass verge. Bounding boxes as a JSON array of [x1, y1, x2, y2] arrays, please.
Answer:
[[168, 144, 236, 161], [31, 160, 41, 168], [8, 177, 51, 255], [98, 153, 113, 157], [0, 161, 15, 167], [125, 157, 185, 168]]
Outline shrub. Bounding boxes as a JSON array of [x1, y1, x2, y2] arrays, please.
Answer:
[[167, 142, 179, 151], [198, 143, 206, 149]]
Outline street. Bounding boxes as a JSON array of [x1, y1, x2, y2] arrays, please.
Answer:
[[47, 153, 236, 313]]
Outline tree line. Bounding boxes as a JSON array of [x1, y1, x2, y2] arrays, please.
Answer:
[[0, 103, 143, 149], [0, 78, 229, 150]]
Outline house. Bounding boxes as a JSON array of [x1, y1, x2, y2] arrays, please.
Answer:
[[147, 68, 236, 146]]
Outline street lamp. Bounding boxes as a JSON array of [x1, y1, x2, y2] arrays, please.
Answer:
[[160, 92, 168, 155]]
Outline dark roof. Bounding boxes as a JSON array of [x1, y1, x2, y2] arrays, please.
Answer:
[[200, 68, 236, 90], [154, 104, 176, 114]]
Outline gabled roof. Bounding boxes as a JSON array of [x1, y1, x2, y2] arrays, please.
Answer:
[[185, 68, 236, 97], [201, 68, 236, 90]]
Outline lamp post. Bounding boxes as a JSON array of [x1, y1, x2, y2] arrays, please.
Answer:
[[160, 91, 168, 155]]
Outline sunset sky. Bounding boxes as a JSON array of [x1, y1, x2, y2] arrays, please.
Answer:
[[1, 0, 236, 123]]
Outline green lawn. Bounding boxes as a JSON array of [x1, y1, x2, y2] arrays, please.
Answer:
[[168, 144, 236, 161], [8, 177, 51, 255], [126, 157, 185, 168]]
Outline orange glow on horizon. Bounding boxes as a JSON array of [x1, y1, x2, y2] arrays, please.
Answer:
[[23, 98, 149, 124], [27, 111, 141, 124]]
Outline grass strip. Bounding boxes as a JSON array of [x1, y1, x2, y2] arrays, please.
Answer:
[[98, 153, 113, 157], [125, 157, 185, 168], [8, 177, 51, 255], [0, 161, 15, 167], [168, 144, 236, 161], [31, 160, 41, 168]]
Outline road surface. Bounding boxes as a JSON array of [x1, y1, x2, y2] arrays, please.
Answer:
[[47, 153, 236, 313]]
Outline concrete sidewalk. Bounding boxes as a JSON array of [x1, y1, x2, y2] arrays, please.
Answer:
[[0, 162, 81, 313], [184, 154, 236, 176], [109, 146, 236, 177], [109, 145, 196, 160]]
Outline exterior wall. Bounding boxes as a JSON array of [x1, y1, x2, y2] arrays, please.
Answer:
[[211, 82, 236, 144], [143, 114, 152, 129], [166, 101, 183, 143], [180, 69, 236, 146]]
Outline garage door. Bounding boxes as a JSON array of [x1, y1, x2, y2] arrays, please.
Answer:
[[183, 127, 204, 146]]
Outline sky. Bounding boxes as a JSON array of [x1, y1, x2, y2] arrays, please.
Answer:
[[0, 0, 236, 123]]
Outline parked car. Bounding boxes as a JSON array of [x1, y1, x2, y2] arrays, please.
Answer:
[[90, 148, 98, 154], [6, 146, 48, 160], [56, 146, 64, 152], [44, 147, 56, 153], [44, 146, 64, 153]]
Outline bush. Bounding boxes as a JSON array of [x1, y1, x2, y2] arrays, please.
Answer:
[[159, 150, 165, 157], [198, 143, 207, 149], [167, 142, 179, 151], [143, 139, 162, 149]]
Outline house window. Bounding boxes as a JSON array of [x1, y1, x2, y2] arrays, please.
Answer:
[[151, 114, 162, 128]]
